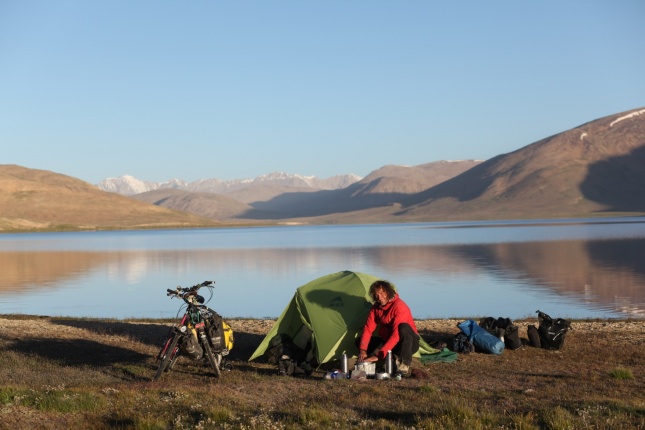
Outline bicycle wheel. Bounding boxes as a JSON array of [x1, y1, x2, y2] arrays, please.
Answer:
[[153, 333, 181, 381], [202, 340, 221, 378], [167, 346, 181, 371]]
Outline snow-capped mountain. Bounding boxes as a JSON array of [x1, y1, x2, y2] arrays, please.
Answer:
[[97, 172, 362, 196], [97, 175, 188, 196]]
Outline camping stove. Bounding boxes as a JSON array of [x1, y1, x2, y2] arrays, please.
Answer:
[[354, 362, 376, 376]]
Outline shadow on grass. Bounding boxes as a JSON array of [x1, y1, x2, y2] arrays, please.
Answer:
[[360, 409, 419, 425], [50, 318, 170, 348], [37, 319, 277, 377], [419, 330, 457, 349], [227, 331, 265, 362], [49, 319, 267, 363], [8, 337, 149, 368]]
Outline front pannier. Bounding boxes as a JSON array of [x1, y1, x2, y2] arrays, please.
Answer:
[[207, 312, 234, 353]]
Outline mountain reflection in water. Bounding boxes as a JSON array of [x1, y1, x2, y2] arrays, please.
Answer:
[[445, 239, 645, 317], [0, 231, 643, 319]]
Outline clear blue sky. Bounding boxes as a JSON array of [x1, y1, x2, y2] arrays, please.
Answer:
[[1, 1, 644, 184]]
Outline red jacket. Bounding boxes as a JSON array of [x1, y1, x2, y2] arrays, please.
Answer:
[[359, 293, 418, 360]]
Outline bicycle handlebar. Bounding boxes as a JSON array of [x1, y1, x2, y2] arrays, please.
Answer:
[[166, 281, 215, 303]]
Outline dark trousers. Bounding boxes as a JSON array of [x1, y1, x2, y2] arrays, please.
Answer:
[[358, 323, 420, 366]]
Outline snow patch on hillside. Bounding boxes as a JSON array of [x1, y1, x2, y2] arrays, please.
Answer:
[[610, 109, 645, 127]]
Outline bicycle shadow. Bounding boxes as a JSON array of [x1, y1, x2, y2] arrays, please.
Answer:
[[50, 318, 171, 347], [1, 318, 282, 384], [7, 337, 149, 368], [46, 319, 275, 375]]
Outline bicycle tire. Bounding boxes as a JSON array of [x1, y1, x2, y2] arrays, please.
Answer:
[[167, 347, 181, 371], [202, 338, 221, 378], [153, 333, 180, 381]]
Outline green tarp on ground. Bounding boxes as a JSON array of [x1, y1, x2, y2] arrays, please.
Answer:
[[249, 270, 441, 366], [419, 348, 459, 364]]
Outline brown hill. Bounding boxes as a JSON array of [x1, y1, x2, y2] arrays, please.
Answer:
[[393, 107, 645, 221], [131, 188, 252, 220], [358, 160, 483, 194], [0, 165, 219, 231], [224, 184, 317, 205]]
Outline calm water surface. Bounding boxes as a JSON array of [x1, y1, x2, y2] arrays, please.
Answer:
[[1, 218, 644, 320]]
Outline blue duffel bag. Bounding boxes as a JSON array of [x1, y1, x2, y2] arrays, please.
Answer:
[[457, 319, 505, 355]]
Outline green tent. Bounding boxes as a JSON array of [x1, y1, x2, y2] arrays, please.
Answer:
[[249, 270, 439, 366]]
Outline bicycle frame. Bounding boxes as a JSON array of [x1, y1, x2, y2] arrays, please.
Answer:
[[153, 281, 228, 381]]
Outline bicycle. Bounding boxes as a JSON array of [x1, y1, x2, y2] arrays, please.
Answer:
[[153, 280, 233, 381]]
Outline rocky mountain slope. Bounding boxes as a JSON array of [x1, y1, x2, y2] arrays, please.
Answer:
[[0, 165, 219, 231], [393, 107, 645, 221], [131, 189, 253, 220]]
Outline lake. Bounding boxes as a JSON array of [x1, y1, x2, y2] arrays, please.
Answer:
[[1, 217, 644, 321]]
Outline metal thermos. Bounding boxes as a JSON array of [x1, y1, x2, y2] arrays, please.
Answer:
[[341, 353, 348, 374], [385, 350, 393, 374]]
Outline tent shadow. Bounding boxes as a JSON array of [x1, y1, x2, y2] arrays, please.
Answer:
[[227, 331, 265, 362]]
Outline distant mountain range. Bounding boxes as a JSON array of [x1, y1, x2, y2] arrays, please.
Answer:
[[2, 106, 644, 231], [97, 172, 362, 200], [103, 160, 482, 220]]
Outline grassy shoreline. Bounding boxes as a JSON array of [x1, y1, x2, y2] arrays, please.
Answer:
[[0, 315, 643, 429]]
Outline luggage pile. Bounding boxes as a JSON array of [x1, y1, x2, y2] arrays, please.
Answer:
[[452, 310, 571, 354]]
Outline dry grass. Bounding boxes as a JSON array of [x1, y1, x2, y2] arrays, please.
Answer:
[[0, 315, 643, 429]]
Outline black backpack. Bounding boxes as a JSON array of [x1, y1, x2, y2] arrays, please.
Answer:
[[452, 332, 475, 354], [479, 317, 503, 337], [536, 310, 571, 350]]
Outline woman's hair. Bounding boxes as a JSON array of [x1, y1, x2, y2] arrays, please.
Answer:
[[369, 280, 396, 301]]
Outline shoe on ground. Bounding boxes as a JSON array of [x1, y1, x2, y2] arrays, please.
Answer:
[[395, 357, 404, 368], [396, 363, 410, 375]]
